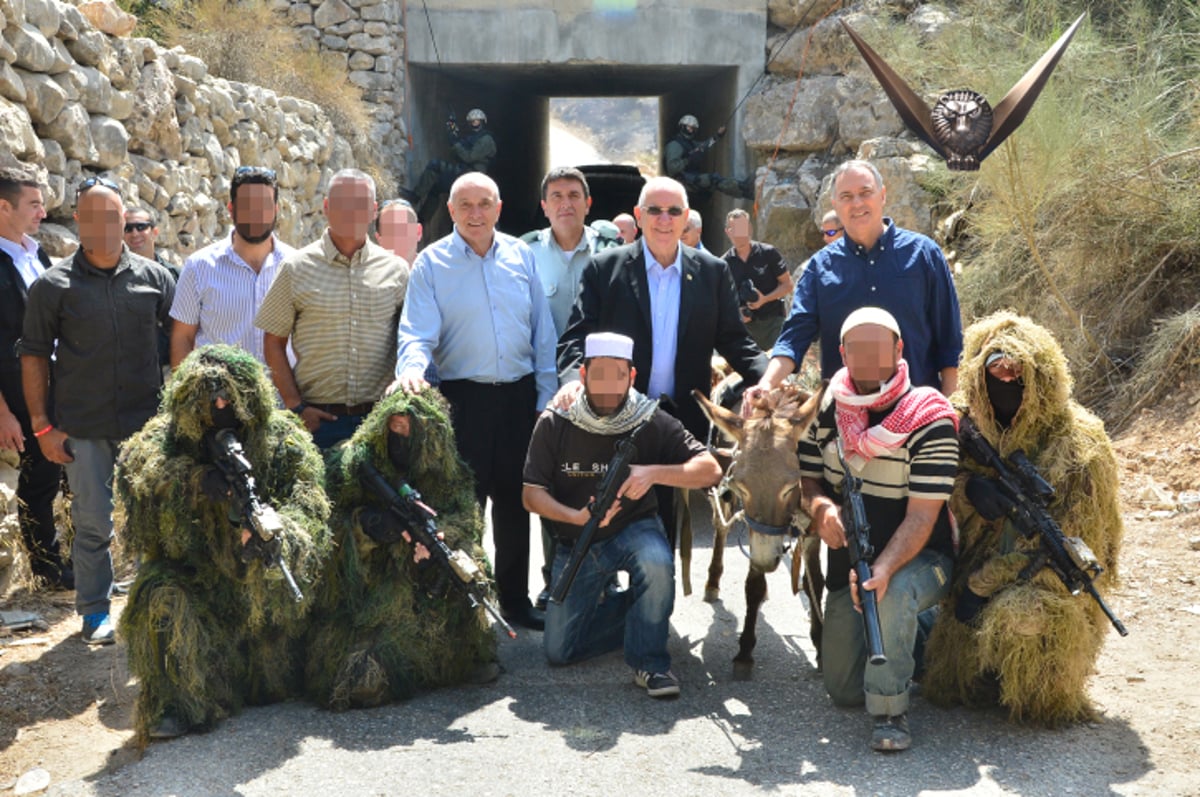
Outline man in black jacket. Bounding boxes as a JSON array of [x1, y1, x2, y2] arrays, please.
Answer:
[[0, 170, 69, 589], [557, 176, 767, 544]]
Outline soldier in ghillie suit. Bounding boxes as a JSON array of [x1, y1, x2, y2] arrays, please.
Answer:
[[115, 344, 331, 742], [305, 388, 498, 710], [922, 312, 1123, 725]]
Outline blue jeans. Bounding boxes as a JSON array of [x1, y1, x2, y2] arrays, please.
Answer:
[[544, 516, 675, 674], [311, 413, 368, 450], [822, 548, 952, 717], [62, 438, 120, 616]]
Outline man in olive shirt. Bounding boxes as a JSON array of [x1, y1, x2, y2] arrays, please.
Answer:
[[19, 178, 174, 644], [257, 169, 409, 448]]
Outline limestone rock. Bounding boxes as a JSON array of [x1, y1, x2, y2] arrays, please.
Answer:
[[327, 19, 362, 36], [40, 135, 64, 172], [8, 22, 56, 71], [64, 28, 105, 66], [767, 0, 840, 29], [348, 68, 388, 92], [347, 50, 373, 70], [0, 95, 41, 159], [908, 3, 957, 40], [125, 56, 181, 160], [362, 21, 388, 37], [287, 3, 313, 26], [743, 75, 840, 153], [766, 11, 870, 77], [346, 33, 388, 55], [314, 0, 356, 29], [43, 102, 96, 163], [175, 53, 206, 82], [108, 87, 132, 119], [35, 222, 78, 257], [88, 114, 127, 168], [834, 75, 904, 152], [22, 0, 59, 37], [16, 67, 67, 124], [77, 0, 136, 37], [0, 60, 25, 101], [43, 171, 63, 210], [321, 34, 347, 51], [360, 2, 395, 23]]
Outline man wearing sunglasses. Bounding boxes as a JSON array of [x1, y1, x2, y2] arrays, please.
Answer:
[[0, 170, 71, 591], [558, 176, 766, 548], [123, 207, 180, 377], [170, 166, 293, 369], [745, 159, 963, 412], [19, 176, 175, 644]]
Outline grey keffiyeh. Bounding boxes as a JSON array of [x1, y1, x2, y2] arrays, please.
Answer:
[[552, 386, 658, 435]]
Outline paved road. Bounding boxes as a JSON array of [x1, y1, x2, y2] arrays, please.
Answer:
[[53, 495, 1154, 796]]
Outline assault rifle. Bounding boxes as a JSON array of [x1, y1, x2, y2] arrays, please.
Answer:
[[550, 409, 657, 604], [208, 428, 304, 602], [361, 461, 516, 639], [958, 415, 1128, 636], [835, 439, 887, 665]]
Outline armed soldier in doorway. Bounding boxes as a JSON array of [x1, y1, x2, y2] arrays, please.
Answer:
[[405, 108, 497, 222], [664, 114, 754, 200]]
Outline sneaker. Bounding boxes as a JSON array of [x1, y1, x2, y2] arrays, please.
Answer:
[[81, 612, 115, 646], [633, 669, 680, 699], [870, 713, 911, 752]]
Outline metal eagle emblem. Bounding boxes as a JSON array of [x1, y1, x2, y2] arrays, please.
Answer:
[[841, 14, 1084, 170]]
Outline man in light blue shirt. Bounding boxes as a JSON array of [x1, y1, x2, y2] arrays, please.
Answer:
[[522, 167, 619, 338], [393, 172, 556, 631]]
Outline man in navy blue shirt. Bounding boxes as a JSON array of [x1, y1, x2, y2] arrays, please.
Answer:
[[745, 160, 962, 406]]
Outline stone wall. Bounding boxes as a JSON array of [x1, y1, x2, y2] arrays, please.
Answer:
[[1, 0, 356, 259], [287, 0, 406, 187], [744, 0, 946, 269]]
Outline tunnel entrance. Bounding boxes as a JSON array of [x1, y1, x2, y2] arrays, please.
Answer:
[[405, 63, 744, 251]]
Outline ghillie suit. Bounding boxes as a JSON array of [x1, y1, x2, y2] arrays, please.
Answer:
[[115, 345, 331, 743], [305, 388, 497, 710], [922, 312, 1123, 725]]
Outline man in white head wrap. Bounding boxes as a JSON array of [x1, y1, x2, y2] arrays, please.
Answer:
[[522, 333, 721, 699]]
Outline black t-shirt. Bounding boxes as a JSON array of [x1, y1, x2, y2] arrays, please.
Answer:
[[723, 241, 787, 318], [523, 409, 707, 543]]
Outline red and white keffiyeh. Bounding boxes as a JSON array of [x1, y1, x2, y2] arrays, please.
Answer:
[[830, 360, 958, 471]]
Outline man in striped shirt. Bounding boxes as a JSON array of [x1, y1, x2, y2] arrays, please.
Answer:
[[798, 307, 958, 753], [170, 166, 293, 368], [257, 169, 409, 449]]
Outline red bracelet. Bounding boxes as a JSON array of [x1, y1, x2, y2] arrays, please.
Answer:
[[33, 424, 54, 438]]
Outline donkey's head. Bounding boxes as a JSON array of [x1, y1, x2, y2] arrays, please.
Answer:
[[695, 384, 825, 570]]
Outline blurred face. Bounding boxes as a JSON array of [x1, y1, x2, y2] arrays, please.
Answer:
[[725, 215, 751, 245], [0, 185, 47, 239], [231, 183, 279, 244], [635, 182, 689, 257], [75, 187, 125, 262], [614, 216, 637, 244], [122, 210, 158, 258], [324, 178, 376, 242], [839, 324, 902, 394], [448, 178, 501, 253], [681, 222, 702, 248], [986, 354, 1023, 383], [831, 166, 885, 246], [820, 218, 844, 245], [387, 413, 411, 437], [377, 204, 421, 260], [582, 358, 634, 416], [541, 178, 590, 239]]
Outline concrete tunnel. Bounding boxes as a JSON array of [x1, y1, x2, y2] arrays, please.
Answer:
[[402, 1, 769, 251]]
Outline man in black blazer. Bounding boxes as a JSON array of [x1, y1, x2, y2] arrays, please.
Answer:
[[0, 170, 69, 589], [558, 176, 766, 544]]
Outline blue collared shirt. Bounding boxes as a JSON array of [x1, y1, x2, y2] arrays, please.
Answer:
[[773, 219, 963, 389], [642, 239, 682, 400], [396, 228, 558, 410]]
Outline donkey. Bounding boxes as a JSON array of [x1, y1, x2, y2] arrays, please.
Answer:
[[694, 383, 826, 670]]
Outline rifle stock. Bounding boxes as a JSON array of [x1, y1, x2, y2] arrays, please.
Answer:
[[959, 415, 1128, 636], [549, 409, 656, 605], [361, 462, 516, 639], [835, 440, 887, 665]]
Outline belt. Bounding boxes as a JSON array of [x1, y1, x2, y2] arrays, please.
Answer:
[[309, 401, 375, 416]]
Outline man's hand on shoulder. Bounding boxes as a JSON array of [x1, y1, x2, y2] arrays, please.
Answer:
[[548, 380, 583, 411]]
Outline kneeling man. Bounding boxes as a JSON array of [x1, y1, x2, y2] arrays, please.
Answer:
[[523, 333, 721, 698]]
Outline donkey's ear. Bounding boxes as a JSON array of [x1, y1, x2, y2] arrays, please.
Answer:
[[790, 381, 827, 429], [693, 388, 744, 444]]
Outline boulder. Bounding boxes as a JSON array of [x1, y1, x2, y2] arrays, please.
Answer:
[[287, 3, 313, 26], [22, 0, 58, 37], [87, 113, 128, 168], [77, 0, 136, 37], [834, 75, 904, 152], [0, 95, 41, 159], [35, 222, 78, 257], [313, 0, 356, 29], [125, 56, 181, 160], [766, 11, 873, 76], [7, 22, 56, 71], [767, 0, 841, 29], [0, 60, 25, 101], [16, 67, 67, 124], [39, 136, 64, 172], [64, 28, 107, 66], [742, 75, 840, 153], [42, 102, 95, 163], [346, 33, 388, 55]]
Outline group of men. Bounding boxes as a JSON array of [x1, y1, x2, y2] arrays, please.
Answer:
[[0, 149, 1122, 752]]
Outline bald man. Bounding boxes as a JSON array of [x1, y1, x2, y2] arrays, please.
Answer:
[[394, 171, 557, 631], [19, 177, 175, 644]]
